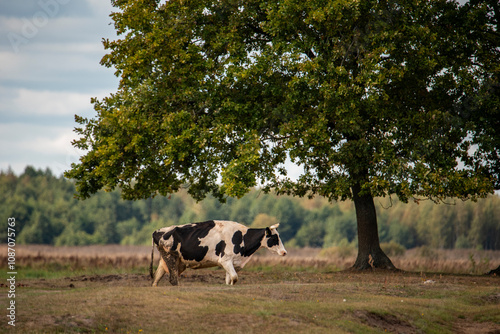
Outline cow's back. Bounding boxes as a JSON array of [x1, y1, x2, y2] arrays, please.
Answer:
[[159, 221, 249, 266]]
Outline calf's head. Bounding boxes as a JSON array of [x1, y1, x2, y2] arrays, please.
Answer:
[[264, 224, 287, 256]]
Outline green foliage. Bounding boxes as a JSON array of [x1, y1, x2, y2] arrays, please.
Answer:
[[323, 210, 357, 247], [250, 213, 278, 229], [319, 239, 356, 259], [66, 0, 497, 204], [62, 0, 499, 268], [2, 167, 499, 249], [380, 241, 406, 257]]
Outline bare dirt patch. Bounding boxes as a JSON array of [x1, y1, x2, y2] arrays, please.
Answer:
[[453, 321, 500, 334], [353, 310, 416, 334]]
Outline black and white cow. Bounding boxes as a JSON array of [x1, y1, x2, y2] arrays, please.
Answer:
[[149, 220, 287, 286]]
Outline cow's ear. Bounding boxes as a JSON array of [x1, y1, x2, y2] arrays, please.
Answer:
[[265, 227, 272, 237]]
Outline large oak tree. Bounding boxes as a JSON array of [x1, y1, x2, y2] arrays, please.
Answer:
[[66, 0, 499, 269]]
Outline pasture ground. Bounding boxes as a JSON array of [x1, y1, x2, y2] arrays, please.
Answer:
[[0, 245, 499, 334]]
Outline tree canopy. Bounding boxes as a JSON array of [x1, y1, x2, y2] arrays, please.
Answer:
[[66, 0, 499, 269]]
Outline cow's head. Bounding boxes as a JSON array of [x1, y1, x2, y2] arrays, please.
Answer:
[[264, 224, 287, 256]]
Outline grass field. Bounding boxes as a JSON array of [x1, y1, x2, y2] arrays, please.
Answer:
[[1, 245, 499, 333]]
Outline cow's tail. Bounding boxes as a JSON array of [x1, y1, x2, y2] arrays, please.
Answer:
[[149, 234, 155, 279]]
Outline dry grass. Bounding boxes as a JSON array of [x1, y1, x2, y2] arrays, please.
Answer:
[[0, 245, 499, 333], [1, 245, 499, 275], [3, 268, 500, 334], [392, 248, 500, 275], [0, 245, 149, 272]]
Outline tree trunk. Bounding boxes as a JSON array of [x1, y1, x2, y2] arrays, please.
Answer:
[[351, 183, 397, 270]]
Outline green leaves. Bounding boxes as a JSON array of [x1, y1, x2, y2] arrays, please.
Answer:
[[66, 0, 496, 203], [221, 131, 260, 198]]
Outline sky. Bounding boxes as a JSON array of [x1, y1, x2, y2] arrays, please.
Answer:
[[0, 0, 119, 176], [0, 0, 304, 180], [0, 0, 470, 181]]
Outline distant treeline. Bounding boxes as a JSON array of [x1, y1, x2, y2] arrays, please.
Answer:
[[1, 166, 499, 250]]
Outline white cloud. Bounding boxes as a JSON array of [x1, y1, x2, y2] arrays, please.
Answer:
[[0, 16, 24, 33], [0, 86, 114, 123], [0, 50, 24, 74], [0, 122, 85, 175], [0, 86, 110, 175], [0, 40, 115, 91], [5, 88, 93, 116], [0, 0, 116, 175], [87, 0, 116, 15]]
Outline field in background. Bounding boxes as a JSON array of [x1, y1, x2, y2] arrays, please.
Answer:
[[1, 245, 499, 278], [0, 245, 499, 333]]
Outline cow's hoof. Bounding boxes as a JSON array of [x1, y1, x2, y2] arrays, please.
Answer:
[[169, 277, 179, 286]]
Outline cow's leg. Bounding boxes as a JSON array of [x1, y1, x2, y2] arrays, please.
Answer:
[[220, 261, 238, 285], [165, 253, 180, 286], [158, 247, 180, 286], [178, 262, 187, 276], [152, 257, 167, 287]]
